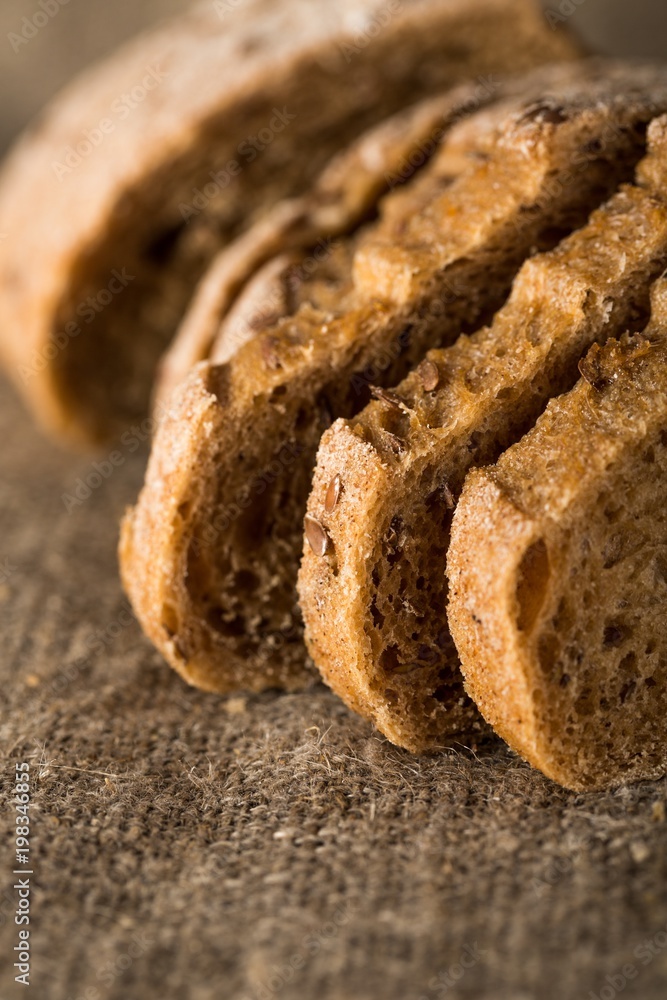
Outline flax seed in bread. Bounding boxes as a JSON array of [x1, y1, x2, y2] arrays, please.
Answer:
[[299, 105, 667, 751], [447, 274, 667, 791], [121, 63, 663, 696]]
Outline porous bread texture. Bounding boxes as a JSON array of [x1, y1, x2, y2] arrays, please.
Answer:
[[448, 278, 667, 791], [299, 106, 667, 752], [122, 63, 665, 696], [0, 0, 575, 448]]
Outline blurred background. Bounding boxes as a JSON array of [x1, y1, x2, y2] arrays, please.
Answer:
[[1, 0, 667, 156]]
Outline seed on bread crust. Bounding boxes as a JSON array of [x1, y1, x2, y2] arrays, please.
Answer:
[[441, 482, 455, 509], [369, 386, 407, 411], [261, 336, 283, 370], [325, 474, 342, 514], [519, 100, 568, 126], [304, 515, 330, 557], [417, 359, 441, 392]]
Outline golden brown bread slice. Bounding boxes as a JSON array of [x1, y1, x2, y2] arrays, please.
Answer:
[[447, 275, 667, 791], [298, 109, 667, 752], [0, 0, 575, 448], [121, 63, 665, 696]]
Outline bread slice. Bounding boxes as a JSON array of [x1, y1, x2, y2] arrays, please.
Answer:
[[0, 0, 575, 448], [121, 63, 665, 696], [299, 107, 667, 751], [447, 274, 667, 791], [153, 85, 507, 406]]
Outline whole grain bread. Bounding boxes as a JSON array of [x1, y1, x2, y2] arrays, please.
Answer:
[[447, 272, 667, 791], [121, 63, 663, 697], [298, 103, 667, 752], [0, 0, 575, 448]]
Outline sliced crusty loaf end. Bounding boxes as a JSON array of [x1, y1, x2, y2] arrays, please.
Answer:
[[448, 278, 667, 791]]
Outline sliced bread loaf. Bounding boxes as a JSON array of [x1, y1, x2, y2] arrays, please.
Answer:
[[447, 274, 667, 790], [0, 0, 575, 447], [299, 109, 667, 751], [121, 64, 665, 695]]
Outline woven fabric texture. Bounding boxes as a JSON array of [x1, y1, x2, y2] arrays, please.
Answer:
[[0, 376, 666, 1000]]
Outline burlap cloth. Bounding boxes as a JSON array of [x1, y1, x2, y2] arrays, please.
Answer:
[[1, 371, 667, 1000]]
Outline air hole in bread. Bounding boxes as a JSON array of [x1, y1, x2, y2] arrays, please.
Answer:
[[161, 603, 180, 638], [206, 608, 246, 637], [516, 539, 551, 633]]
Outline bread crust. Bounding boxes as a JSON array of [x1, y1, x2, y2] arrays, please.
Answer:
[[123, 63, 658, 697], [448, 279, 667, 790], [0, 0, 577, 447], [299, 89, 667, 752]]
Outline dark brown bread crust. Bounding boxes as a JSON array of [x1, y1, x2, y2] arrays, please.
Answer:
[[122, 63, 661, 697], [299, 97, 667, 751], [448, 276, 667, 791], [0, 0, 576, 447]]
